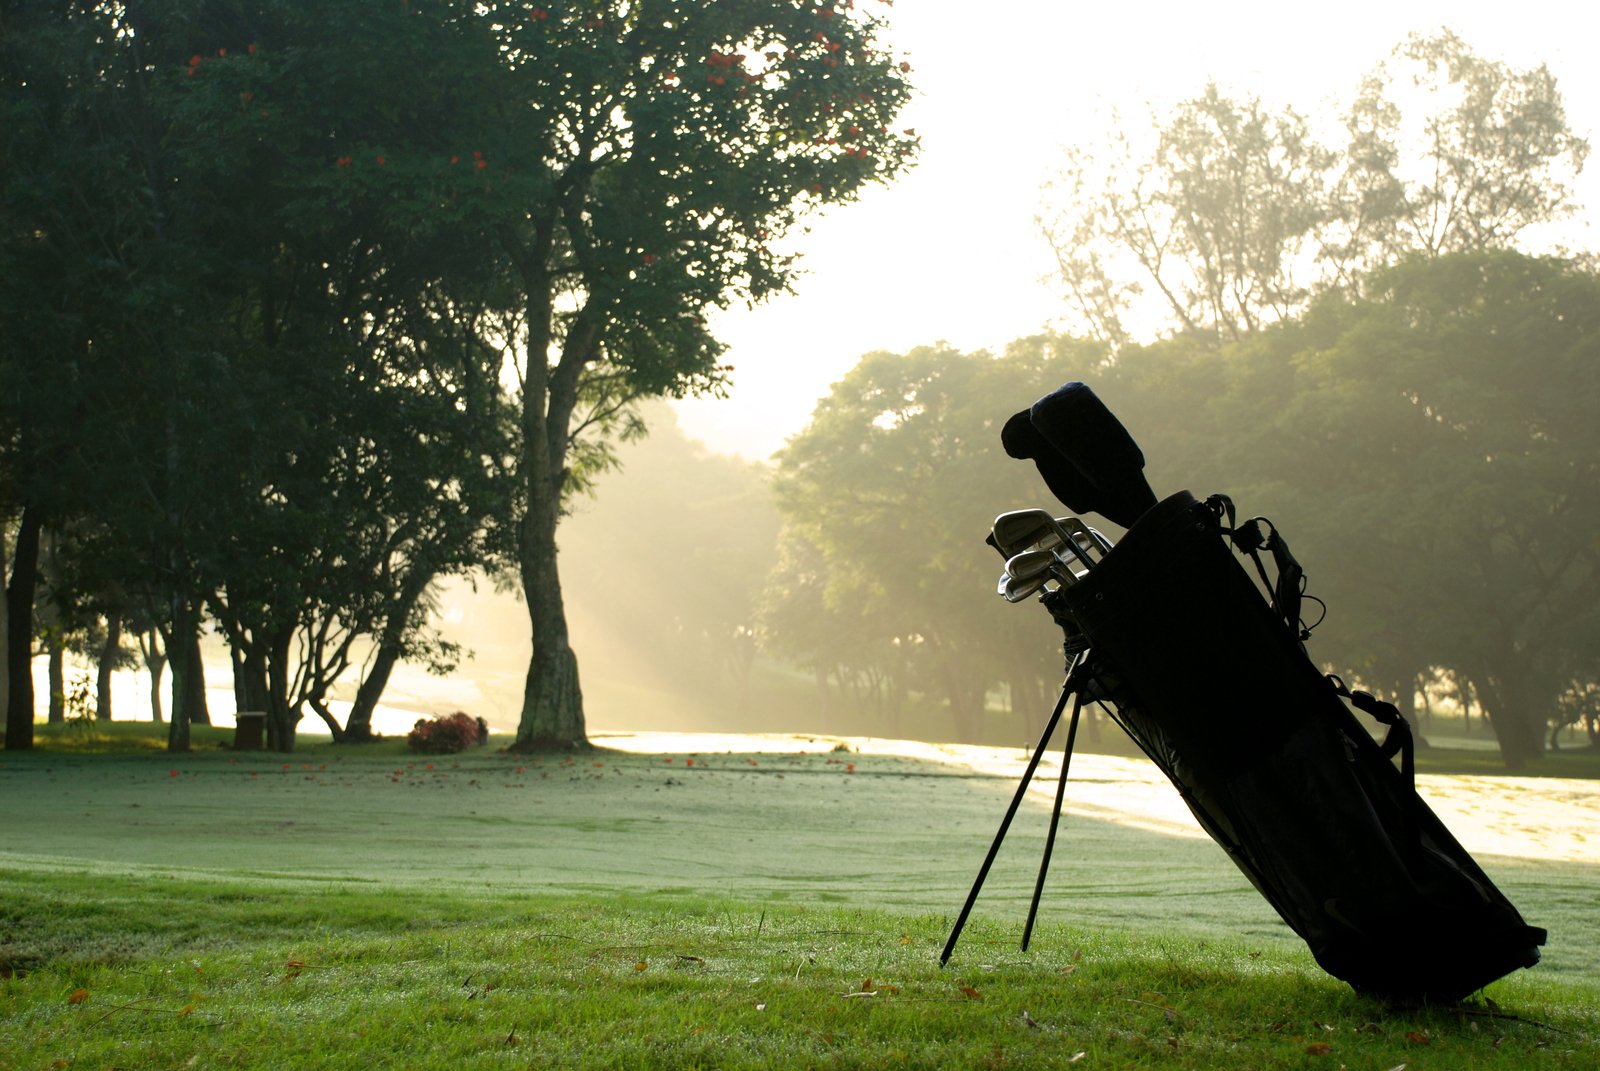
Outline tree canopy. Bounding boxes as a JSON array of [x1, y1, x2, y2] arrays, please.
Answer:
[[1040, 31, 1589, 349], [2, 0, 917, 751], [764, 251, 1600, 766]]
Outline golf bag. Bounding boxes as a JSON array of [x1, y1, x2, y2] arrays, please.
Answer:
[[949, 382, 1545, 1004]]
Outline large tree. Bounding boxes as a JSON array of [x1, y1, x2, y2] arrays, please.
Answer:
[[462, 0, 917, 750], [1040, 31, 1588, 349]]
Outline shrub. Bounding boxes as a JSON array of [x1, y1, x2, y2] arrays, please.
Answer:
[[406, 712, 483, 754]]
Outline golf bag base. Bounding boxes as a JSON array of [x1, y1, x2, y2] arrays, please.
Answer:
[[1057, 490, 1545, 1004]]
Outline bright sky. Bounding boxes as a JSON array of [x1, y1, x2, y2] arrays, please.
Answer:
[[670, 1, 1600, 460]]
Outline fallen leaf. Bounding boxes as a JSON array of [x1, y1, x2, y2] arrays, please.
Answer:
[[68, 988, 89, 1005], [959, 985, 982, 1000], [1305, 1042, 1333, 1055], [634, 960, 649, 972], [179, 1003, 199, 1017], [1404, 1031, 1431, 1046], [861, 977, 874, 993]]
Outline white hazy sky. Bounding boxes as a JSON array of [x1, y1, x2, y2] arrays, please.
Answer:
[[670, 0, 1600, 460]]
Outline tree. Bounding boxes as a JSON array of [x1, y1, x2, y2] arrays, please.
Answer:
[[1336, 30, 1590, 263], [769, 338, 1106, 742], [1040, 31, 1589, 349], [1105, 252, 1600, 768], [1040, 86, 1335, 348], [5, 1, 916, 752], [463, 0, 917, 750]]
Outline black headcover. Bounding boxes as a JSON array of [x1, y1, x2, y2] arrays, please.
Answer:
[[1001, 382, 1158, 528]]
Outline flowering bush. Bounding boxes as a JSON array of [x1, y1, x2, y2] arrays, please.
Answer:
[[406, 711, 483, 754]]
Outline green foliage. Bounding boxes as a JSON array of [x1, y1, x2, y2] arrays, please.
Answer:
[[764, 252, 1600, 767], [767, 337, 1113, 742], [1079, 251, 1600, 767], [1041, 30, 1590, 348]]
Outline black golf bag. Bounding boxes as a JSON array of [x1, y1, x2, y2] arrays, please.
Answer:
[[950, 382, 1545, 1004]]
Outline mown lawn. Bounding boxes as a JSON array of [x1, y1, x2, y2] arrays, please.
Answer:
[[2, 726, 1596, 1068]]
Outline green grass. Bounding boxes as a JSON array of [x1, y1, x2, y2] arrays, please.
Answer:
[[4, 873, 1595, 1071], [3, 724, 1598, 1068]]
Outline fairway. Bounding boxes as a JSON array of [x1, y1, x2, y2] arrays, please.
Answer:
[[4, 734, 1598, 1068]]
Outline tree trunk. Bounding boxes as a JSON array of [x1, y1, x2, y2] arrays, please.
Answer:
[[231, 640, 270, 714], [47, 639, 64, 722], [1476, 663, 1546, 769], [342, 645, 397, 742], [3, 504, 42, 749], [934, 645, 984, 744], [165, 602, 198, 752], [182, 630, 210, 726], [265, 624, 298, 752], [506, 231, 596, 752], [140, 629, 166, 723], [306, 697, 347, 740], [345, 568, 435, 742], [510, 355, 589, 750], [513, 504, 586, 751], [96, 613, 122, 721]]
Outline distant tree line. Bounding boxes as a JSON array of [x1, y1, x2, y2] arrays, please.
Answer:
[[762, 250, 1600, 769], [761, 32, 1598, 769]]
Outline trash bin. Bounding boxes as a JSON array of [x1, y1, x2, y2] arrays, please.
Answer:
[[234, 712, 266, 751]]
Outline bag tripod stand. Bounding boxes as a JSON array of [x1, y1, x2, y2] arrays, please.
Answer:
[[940, 592, 1099, 966]]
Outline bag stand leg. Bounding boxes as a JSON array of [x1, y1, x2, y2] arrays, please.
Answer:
[[1022, 688, 1085, 951], [941, 650, 1091, 966]]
